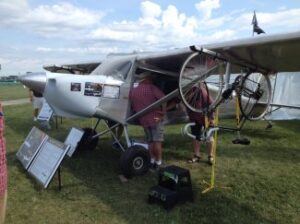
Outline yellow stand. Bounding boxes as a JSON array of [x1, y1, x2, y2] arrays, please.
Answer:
[[202, 96, 242, 193], [202, 108, 219, 194]]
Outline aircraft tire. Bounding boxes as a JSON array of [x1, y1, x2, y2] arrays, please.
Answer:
[[120, 145, 150, 178], [76, 128, 99, 151]]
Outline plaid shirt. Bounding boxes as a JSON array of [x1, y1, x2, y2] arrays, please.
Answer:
[[0, 103, 7, 195], [186, 86, 213, 125], [130, 79, 165, 127]]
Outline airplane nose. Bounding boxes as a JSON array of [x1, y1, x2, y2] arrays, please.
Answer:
[[19, 72, 47, 94]]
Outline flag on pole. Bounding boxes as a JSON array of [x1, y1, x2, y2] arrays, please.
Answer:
[[251, 11, 265, 35]]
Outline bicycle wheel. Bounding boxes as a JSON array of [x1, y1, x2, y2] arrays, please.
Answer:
[[179, 52, 224, 113], [238, 72, 272, 120]]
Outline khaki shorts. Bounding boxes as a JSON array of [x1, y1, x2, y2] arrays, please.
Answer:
[[144, 122, 164, 142]]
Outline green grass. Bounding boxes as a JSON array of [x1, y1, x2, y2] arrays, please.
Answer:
[[3, 104, 300, 224], [0, 83, 28, 101]]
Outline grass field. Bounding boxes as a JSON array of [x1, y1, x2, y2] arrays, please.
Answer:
[[2, 103, 300, 224], [0, 83, 28, 101]]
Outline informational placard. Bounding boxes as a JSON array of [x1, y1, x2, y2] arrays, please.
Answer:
[[37, 101, 53, 121], [16, 127, 48, 169], [64, 127, 84, 157], [28, 137, 70, 188], [84, 82, 103, 97]]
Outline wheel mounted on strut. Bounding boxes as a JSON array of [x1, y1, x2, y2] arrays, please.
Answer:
[[237, 72, 272, 120], [76, 128, 99, 151], [120, 145, 150, 178], [179, 52, 225, 113]]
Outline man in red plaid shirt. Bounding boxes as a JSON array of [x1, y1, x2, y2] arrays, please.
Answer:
[[130, 72, 166, 170]]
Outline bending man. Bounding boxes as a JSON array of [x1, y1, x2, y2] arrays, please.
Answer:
[[130, 71, 166, 170]]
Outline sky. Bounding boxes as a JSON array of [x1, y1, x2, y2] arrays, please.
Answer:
[[0, 0, 300, 75]]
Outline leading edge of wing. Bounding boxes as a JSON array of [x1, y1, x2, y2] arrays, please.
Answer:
[[43, 61, 101, 74]]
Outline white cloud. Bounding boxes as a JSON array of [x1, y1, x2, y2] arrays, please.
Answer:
[[233, 9, 300, 33], [25, 3, 100, 28], [88, 3, 199, 49], [210, 29, 236, 42], [260, 9, 300, 29], [141, 1, 162, 19], [195, 0, 220, 19], [0, 1, 103, 36], [0, 57, 11, 65], [1, 58, 45, 74], [140, 1, 162, 28], [0, 0, 29, 16], [90, 27, 141, 43], [36, 47, 119, 54]]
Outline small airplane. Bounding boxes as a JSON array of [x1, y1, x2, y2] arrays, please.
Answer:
[[20, 30, 300, 177]]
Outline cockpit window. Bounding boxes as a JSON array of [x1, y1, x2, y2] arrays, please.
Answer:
[[91, 58, 133, 81], [109, 61, 132, 80]]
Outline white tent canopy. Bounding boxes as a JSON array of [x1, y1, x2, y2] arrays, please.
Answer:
[[267, 72, 300, 120]]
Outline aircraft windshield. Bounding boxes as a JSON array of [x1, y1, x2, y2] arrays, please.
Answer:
[[109, 61, 132, 81], [91, 58, 132, 81]]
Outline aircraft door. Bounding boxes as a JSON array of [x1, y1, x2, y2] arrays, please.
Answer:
[[94, 57, 135, 124]]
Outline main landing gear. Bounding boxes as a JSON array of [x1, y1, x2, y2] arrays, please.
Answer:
[[78, 119, 150, 178]]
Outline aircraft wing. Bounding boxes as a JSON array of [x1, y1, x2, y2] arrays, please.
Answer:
[[136, 31, 300, 74], [43, 61, 101, 74], [206, 31, 300, 73]]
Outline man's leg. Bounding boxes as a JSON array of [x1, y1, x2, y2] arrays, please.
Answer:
[[153, 141, 162, 165], [152, 122, 164, 166], [144, 127, 156, 167], [192, 139, 201, 157], [188, 124, 202, 162], [148, 142, 155, 163], [207, 140, 213, 157]]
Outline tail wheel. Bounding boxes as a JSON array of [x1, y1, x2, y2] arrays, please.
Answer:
[[238, 72, 272, 120], [120, 145, 150, 178], [179, 52, 224, 113], [76, 128, 99, 151]]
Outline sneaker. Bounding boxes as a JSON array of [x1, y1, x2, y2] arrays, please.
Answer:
[[208, 156, 214, 165], [187, 155, 201, 163], [149, 163, 158, 172]]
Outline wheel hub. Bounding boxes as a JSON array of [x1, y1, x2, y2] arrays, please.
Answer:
[[132, 156, 144, 170]]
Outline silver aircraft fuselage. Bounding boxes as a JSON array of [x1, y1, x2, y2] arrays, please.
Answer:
[[20, 54, 253, 125]]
